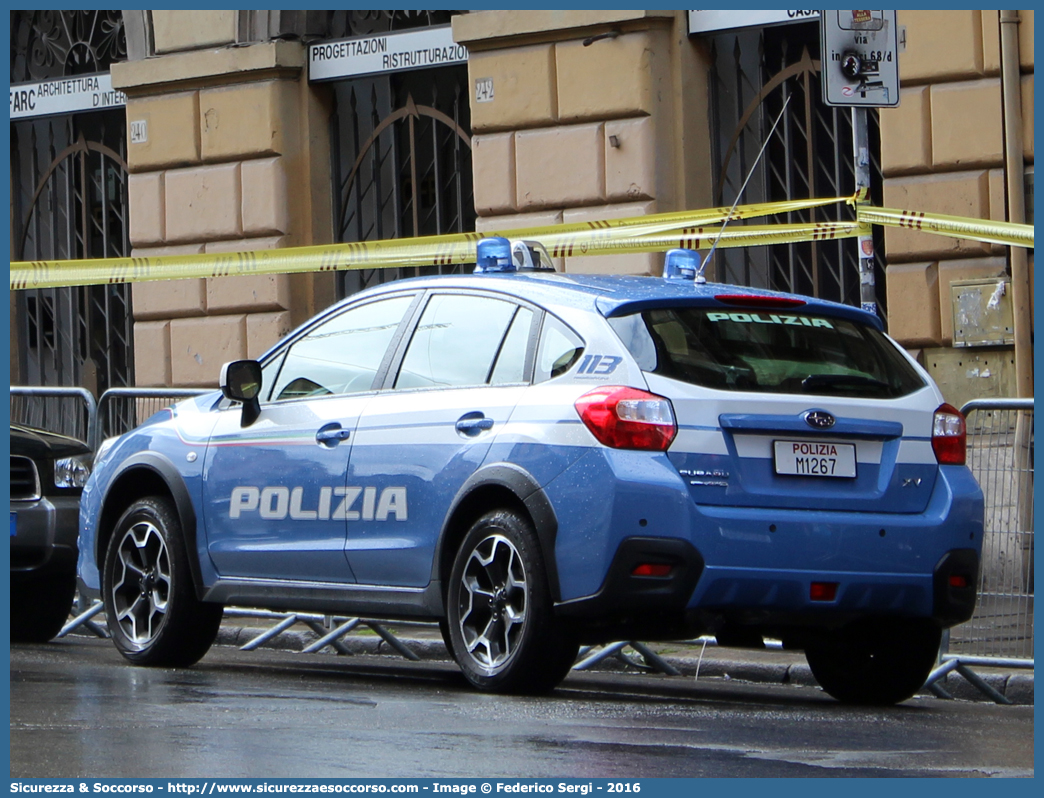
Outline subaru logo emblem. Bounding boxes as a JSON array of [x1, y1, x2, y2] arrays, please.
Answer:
[[804, 410, 836, 430]]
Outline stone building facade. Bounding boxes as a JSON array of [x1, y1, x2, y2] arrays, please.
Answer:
[[116, 14, 337, 388], [9, 10, 1034, 407], [878, 10, 1034, 402]]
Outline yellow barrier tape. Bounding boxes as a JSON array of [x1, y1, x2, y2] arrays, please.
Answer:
[[8, 196, 857, 291], [540, 221, 867, 257], [856, 206, 1034, 249], [9, 192, 1032, 291], [12, 238, 479, 291], [479, 194, 852, 241], [9, 221, 867, 291]]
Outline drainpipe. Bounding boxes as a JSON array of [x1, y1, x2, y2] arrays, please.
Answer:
[[1000, 10, 1032, 398], [1000, 11, 1033, 578]]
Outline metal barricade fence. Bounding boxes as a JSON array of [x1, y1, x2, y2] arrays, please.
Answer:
[[10, 385, 208, 451], [947, 398, 1034, 660], [928, 398, 1034, 703], [95, 387, 211, 450], [10, 386, 97, 443]]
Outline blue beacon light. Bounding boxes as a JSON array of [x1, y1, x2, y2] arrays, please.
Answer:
[[474, 237, 515, 273], [662, 248, 701, 281]]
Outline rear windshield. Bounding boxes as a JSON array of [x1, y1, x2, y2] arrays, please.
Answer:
[[609, 307, 926, 398]]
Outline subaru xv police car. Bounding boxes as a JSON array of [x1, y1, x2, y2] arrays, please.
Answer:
[[78, 240, 983, 705]]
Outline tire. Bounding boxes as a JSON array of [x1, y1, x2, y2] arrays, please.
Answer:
[[805, 618, 942, 706], [10, 573, 76, 643], [437, 618, 454, 656], [446, 509, 579, 694], [102, 496, 223, 667]]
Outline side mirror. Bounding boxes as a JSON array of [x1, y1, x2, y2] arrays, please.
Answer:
[[220, 360, 263, 427]]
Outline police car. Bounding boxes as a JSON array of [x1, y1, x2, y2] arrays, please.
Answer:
[[78, 239, 984, 705]]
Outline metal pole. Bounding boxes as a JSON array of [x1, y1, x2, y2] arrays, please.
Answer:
[[56, 600, 106, 638], [572, 641, 629, 671], [999, 11, 1034, 574], [302, 617, 362, 654], [999, 10, 1032, 398], [365, 622, 421, 661], [851, 107, 877, 316], [628, 641, 682, 676], [240, 614, 300, 651]]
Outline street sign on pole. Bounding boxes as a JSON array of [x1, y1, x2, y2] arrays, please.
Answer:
[[820, 10, 900, 107]]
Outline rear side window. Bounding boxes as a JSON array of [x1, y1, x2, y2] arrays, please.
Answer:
[[395, 294, 518, 389], [535, 315, 584, 383], [609, 307, 925, 397]]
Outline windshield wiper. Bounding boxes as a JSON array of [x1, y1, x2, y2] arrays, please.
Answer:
[[801, 374, 890, 393]]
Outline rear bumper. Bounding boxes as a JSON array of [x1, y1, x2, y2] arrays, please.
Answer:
[[556, 541, 978, 640], [684, 465, 983, 627], [547, 449, 984, 632], [689, 548, 979, 630]]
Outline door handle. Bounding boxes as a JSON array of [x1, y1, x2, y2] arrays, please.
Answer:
[[455, 414, 494, 436], [316, 424, 351, 445]]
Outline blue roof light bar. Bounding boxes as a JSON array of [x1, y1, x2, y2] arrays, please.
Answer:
[[474, 237, 515, 274], [662, 248, 701, 282]]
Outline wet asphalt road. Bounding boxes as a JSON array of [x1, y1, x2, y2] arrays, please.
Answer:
[[10, 637, 1034, 778]]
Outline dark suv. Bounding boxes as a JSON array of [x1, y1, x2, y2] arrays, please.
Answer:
[[10, 424, 92, 641]]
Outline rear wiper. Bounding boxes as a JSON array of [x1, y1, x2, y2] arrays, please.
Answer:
[[801, 374, 890, 393]]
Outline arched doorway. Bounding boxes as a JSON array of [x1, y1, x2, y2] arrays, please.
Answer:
[[326, 11, 475, 297], [707, 22, 886, 316], [10, 10, 132, 437]]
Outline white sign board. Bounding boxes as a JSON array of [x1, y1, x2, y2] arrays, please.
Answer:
[[10, 73, 125, 120], [129, 119, 147, 144], [820, 10, 900, 107], [688, 10, 820, 34], [309, 25, 467, 82], [475, 77, 494, 104]]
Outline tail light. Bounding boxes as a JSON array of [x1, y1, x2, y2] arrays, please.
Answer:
[[932, 403, 967, 465], [574, 386, 677, 451]]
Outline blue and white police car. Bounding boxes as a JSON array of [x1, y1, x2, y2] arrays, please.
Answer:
[[78, 239, 983, 704]]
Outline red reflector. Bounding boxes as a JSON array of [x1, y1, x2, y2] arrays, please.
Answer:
[[714, 294, 807, 309], [632, 563, 673, 578], [809, 582, 839, 601], [949, 574, 970, 589]]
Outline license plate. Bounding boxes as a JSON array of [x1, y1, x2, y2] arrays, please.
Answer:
[[10, 512, 16, 537], [774, 440, 856, 478]]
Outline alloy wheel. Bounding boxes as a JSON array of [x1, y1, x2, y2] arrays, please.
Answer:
[[110, 520, 172, 644], [456, 533, 529, 671]]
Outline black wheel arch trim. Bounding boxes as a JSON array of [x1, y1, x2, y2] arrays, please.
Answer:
[[435, 462, 562, 602], [99, 451, 204, 597]]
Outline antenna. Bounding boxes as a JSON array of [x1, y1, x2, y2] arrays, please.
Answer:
[[696, 93, 794, 284]]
